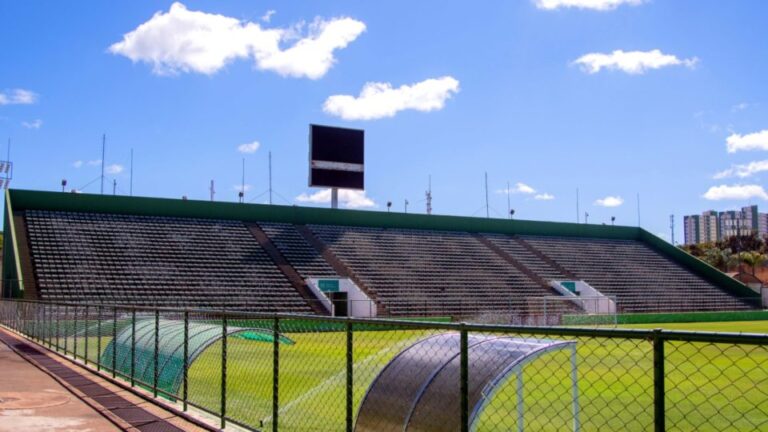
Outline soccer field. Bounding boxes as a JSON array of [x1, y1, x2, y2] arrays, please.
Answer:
[[623, 320, 768, 333], [181, 320, 768, 431]]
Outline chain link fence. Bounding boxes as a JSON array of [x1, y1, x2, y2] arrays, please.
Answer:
[[1, 299, 767, 431]]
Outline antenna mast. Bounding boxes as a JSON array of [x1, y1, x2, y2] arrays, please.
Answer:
[[507, 181, 511, 219], [670, 214, 675, 245], [239, 158, 245, 203], [129, 148, 134, 196], [268, 151, 273, 205], [426, 175, 433, 215], [210, 180, 215, 201], [100, 134, 106, 194], [484, 172, 489, 218], [637, 193, 641, 226], [576, 188, 580, 223]]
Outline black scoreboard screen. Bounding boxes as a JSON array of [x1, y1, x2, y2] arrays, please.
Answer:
[[309, 124, 364, 190]]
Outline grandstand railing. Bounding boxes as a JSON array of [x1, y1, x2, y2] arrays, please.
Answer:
[[1, 299, 767, 432]]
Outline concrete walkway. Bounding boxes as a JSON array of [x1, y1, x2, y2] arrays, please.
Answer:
[[0, 328, 214, 432], [0, 334, 120, 432]]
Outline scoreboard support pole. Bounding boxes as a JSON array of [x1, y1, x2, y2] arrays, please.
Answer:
[[332, 188, 339, 209]]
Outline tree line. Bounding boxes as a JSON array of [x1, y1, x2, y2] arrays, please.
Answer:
[[679, 233, 767, 274]]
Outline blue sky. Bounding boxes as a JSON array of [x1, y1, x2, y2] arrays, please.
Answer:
[[2, 0, 768, 241]]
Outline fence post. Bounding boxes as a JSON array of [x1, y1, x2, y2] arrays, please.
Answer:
[[112, 307, 117, 378], [84, 305, 89, 366], [272, 316, 280, 432], [63, 304, 69, 355], [56, 304, 61, 352], [183, 310, 189, 412], [221, 314, 227, 429], [131, 308, 136, 387], [460, 324, 469, 432], [346, 319, 354, 432], [153, 309, 159, 398], [653, 329, 665, 432], [97, 305, 102, 371], [73, 305, 78, 360]]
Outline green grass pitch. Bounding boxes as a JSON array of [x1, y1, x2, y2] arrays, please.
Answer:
[[176, 321, 767, 431]]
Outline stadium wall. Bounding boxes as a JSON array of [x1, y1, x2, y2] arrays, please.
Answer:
[[2, 188, 759, 301], [2, 190, 22, 297], [564, 310, 768, 325]]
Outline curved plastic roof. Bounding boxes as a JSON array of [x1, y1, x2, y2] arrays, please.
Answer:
[[100, 318, 288, 395], [354, 333, 577, 432]]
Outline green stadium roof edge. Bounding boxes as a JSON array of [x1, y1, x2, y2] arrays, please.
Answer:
[[2, 188, 758, 300]]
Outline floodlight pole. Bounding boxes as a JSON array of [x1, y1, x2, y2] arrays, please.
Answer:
[[331, 188, 339, 209], [269, 151, 273, 205]]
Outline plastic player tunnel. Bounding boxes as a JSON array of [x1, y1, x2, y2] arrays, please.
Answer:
[[354, 333, 578, 432], [100, 318, 292, 396]]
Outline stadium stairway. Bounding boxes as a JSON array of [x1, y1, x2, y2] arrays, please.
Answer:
[[293, 224, 389, 316], [245, 223, 330, 315]]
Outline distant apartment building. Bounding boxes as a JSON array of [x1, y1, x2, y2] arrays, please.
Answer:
[[683, 205, 768, 245]]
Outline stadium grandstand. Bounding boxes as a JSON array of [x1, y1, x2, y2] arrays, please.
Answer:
[[2, 189, 761, 320]]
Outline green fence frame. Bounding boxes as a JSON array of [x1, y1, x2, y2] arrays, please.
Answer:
[[2, 299, 768, 432]]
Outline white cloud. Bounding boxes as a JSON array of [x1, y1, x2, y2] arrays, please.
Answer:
[[295, 188, 375, 209], [534, 0, 645, 10], [595, 196, 624, 207], [237, 141, 261, 154], [726, 130, 768, 153], [87, 159, 102, 166], [534, 193, 555, 200], [109, 2, 365, 79], [21, 119, 43, 129], [0, 89, 38, 105], [73, 160, 83, 168], [573, 49, 698, 74], [497, 183, 536, 195], [731, 102, 751, 112], [703, 184, 768, 201], [105, 164, 124, 174], [233, 184, 253, 192], [323, 76, 460, 120], [713, 160, 768, 179], [261, 10, 276, 23]]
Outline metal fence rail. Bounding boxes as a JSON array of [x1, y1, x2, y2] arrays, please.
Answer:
[[1, 299, 767, 431]]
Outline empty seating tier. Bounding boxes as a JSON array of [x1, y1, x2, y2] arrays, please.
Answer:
[[308, 224, 554, 316], [258, 222, 338, 279], [24, 210, 311, 313], [518, 235, 755, 313]]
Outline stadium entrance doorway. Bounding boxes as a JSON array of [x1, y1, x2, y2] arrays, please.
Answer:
[[329, 291, 348, 316]]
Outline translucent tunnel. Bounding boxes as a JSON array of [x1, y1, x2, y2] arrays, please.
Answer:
[[100, 318, 291, 396], [355, 333, 578, 432]]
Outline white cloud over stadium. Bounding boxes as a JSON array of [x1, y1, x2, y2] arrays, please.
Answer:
[[109, 2, 366, 79], [323, 77, 460, 120], [534, 0, 645, 11], [296, 188, 375, 209], [573, 50, 698, 74]]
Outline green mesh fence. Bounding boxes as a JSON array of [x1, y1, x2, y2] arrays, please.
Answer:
[[1, 300, 767, 432]]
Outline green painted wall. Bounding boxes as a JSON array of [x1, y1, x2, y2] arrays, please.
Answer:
[[2, 188, 758, 301]]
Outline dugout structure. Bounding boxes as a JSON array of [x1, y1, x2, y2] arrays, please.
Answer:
[[355, 333, 578, 432], [100, 318, 291, 396]]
